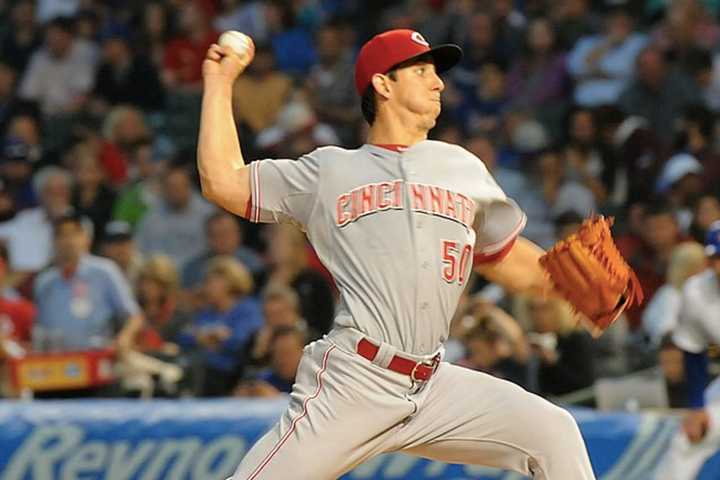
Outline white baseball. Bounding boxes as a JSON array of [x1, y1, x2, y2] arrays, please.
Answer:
[[218, 31, 254, 57]]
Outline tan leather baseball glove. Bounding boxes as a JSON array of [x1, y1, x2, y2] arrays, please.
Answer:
[[539, 216, 643, 336]]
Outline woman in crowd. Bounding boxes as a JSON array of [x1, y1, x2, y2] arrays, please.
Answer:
[[177, 256, 262, 396], [642, 241, 707, 346]]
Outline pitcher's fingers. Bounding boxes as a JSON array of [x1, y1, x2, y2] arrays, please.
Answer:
[[207, 44, 223, 60]]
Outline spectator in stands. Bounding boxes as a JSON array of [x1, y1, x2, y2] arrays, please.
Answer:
[[595, 105, 666, 206], [3, 112, 43, 167], [554, 210, 584, 240], [134, 255, 190, 356], [453, 59, 509, 137], [266, 224, 335, 335], [69, 143, 116, 248], [178, 256, 262, 396], [567, 7, 647, 107], [162, 1, 218, 90], [18, 16, 97, 115], [0, 61, 19, 133], [459, 302, 530, 388], [513, 147, 596, 249], [182, 211, 264, 291], [33, 213, 143, 352], [255, 91, 340, 159], [506, 17, 569, 115], [684, 48, 720, 113], [305, 21, 360, 146], [233, 43, 292, 132], [675, 104, 720, 190], [135, 163, 215, 269], [112, 138, 166, 229], [100, 221, 143, 284], [655, 153, 705, 232], [263, 0, 317, 76], [0, 0, 41, 73], [245, 283, 307, 369], [98, 105, 151, 186], [0, 166, 72, 273], [492, 0, 527, 57], [452, 11, 505, 93], [0, 137, 37, 210], [649, 0, 720, 62], [214, 0, 265, 40], [618, 47, 702, 141], [523, 296, 595, 397], [619, 203, 687, 329], [642, 242, 707, 346], [549, 0, 597, 51], [134, 2, 171, 68], [235, 325, 306, 397], [689, 193, 720, 244], [93, 29, 165, 112], [0, 242, 35, 359]]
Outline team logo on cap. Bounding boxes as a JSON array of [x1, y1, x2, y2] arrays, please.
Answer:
[[410, 31, 429, 47]]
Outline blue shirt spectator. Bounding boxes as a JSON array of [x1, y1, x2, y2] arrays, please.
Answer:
[[567, 9, 647, 107], [179, 297, 263, 373], [34, 214, 143, 351], [177, 256, 262, 396]]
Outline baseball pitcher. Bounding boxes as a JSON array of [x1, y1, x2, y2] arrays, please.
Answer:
[[198, 28, 639, 480]]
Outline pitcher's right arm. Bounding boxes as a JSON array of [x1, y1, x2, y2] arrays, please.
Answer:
[[197, 43, 253, 217]]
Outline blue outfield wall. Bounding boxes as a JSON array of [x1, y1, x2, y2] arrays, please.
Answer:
[[0, 399, 718, 480]]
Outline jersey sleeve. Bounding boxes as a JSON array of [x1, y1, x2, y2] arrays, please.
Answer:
[[246, 152, 320, 227], [473, 199, 527, 264], [458, 146, 527, 264]]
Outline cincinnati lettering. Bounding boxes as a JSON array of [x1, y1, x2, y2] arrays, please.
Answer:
[[335, 181, 475, 229]]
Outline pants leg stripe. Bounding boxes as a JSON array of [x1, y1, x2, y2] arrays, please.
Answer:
[[246, 345, 336, 480]]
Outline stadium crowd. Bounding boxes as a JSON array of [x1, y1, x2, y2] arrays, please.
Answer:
[[0, 0, 718, 419]]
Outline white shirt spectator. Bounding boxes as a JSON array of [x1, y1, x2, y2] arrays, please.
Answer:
[[0, 207, 54, 271], [18, 41, 97, 115], [567, 33, 647, 107]]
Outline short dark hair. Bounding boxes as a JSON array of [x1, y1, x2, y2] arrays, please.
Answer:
[[360, 53, 435, 125], [643, 201, 677, 220], [205, 210, 240, 232], [46, 16, 75, 34], [53, 212, 93, 238], [684, 104, 715, 139], [361, 70, 397, 125]]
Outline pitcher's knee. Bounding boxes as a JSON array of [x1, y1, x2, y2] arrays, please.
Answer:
[[543, 405, 585, 453]]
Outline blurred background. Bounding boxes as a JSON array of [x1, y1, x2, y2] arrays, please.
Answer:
[[1, 0, 720, 478]]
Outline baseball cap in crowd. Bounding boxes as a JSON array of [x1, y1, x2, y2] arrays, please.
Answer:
[[354, 29, 462, 96], [104, 220, 133, 243], [705, 220, 720, 257], [655, 153, 703, 194]]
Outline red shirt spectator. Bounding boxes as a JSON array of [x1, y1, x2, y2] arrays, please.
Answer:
[[163, 31, 218, 86], [162, 2, 218, 88], [618, 204, 687, 329], [0, 294, 35, 344]]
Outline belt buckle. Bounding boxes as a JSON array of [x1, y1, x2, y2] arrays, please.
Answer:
[[410, 354, 440, 383]]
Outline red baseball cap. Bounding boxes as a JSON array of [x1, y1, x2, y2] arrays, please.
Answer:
[[354, 29, 463, 96]]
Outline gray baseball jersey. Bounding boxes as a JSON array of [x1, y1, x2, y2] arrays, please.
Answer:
[[247, 140, 525, 355], [232, 140, 595, 480]]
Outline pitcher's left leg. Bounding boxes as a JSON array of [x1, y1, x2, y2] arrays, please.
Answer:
[[398, 362, 595, 479]]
